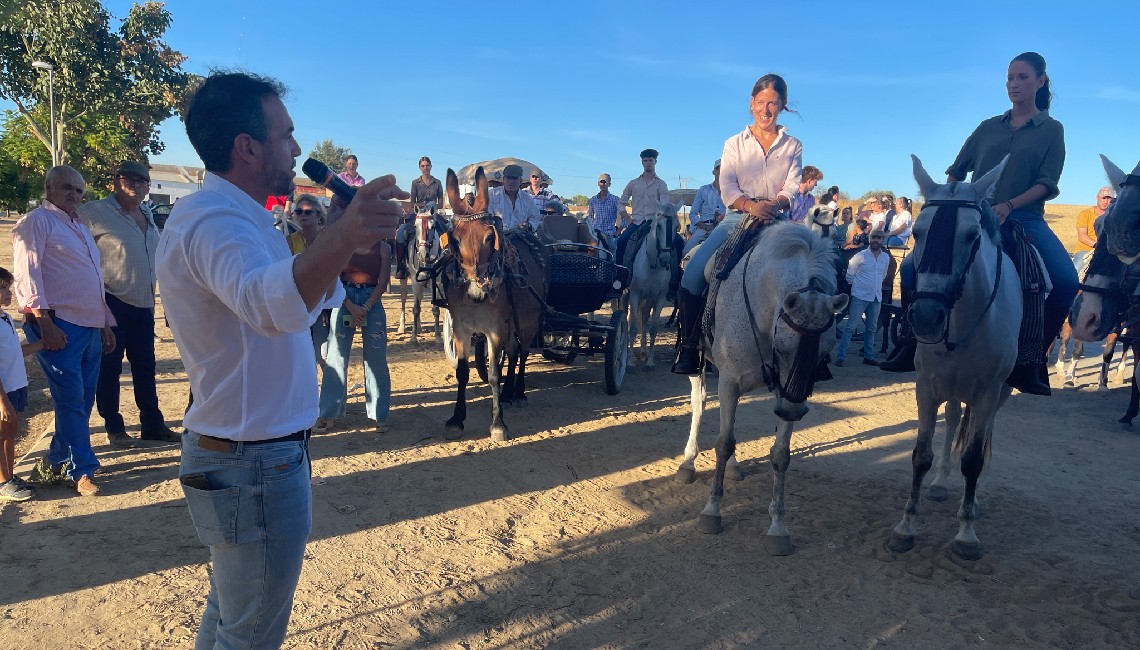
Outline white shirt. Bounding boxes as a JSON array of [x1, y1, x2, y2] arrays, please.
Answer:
[[620, 174, 669, 225], [869, 211, 888, 233], [890, 210, 913, 240], [688, 183, 725, 233], [488, 186, 539, 230], [156, 173, 323, 441], [0, 312, 28, 393], [719, 125, 802, 209], [846, 248, 891, 303]]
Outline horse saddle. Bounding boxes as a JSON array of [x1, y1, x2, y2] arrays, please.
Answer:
[[1004, 220, 1051, 365], [701, 214, 775, 343], [621, 221, 653, 268]]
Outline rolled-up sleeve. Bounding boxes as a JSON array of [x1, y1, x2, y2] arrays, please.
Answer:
[[184, 212, 313, 336], [1035, 122, 1065, 201]]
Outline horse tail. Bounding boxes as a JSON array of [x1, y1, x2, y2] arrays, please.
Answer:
[[950, 405, 992, 458]]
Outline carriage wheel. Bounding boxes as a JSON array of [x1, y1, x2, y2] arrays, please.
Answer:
[[442, 310, 458, 369], [541, 333, 578, 365], [604, 311, 629, 394]]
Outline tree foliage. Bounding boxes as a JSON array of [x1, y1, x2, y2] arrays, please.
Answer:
[[309, 140, 353, 174], [0, 146, 36, 212], [0, 0, 192, 189], [567, 194, 589, 206], [856, 189, 896, 203]]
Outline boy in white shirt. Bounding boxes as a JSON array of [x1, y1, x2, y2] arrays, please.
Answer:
[[0, 267, 44, 501]]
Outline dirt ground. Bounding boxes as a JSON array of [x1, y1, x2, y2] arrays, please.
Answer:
[[2, 213, 1140, 649]]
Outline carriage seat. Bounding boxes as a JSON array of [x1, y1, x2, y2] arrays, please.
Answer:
[[536, 208, 598, 254]]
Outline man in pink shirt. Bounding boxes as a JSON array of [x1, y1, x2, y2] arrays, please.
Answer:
[[12, 166, 117, 497]]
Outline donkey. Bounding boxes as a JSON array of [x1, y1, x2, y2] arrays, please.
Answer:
[[398, 202, 446, 344], [441, 167, 550, 442], [887, 155, 1021, 561], [807, 205, 838, 240], [626, 200, 681, 370], [680, 222, 847, 555]]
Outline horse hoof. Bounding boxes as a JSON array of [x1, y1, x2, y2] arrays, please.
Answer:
[[766, 534, 794, 556], [725, 464, 744, 481], [697, 514, 722, 535], [444, 423, 464, 441], [887, 532, 916, 553], [490, 425, 508, 443], [951, 540, 983, 560], [1119, 416, 1133, 426], [512, 396, 528, 409], [926, 484, 949, 502], [675, 466, 696, 484]]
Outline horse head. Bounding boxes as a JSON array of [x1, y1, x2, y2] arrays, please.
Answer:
[[771, 276, 848, 420], [907, 154, 1006, 343], [650, 199, 681, 269], [1070, 235, 1136, 341], [1099, 155, 1140, 265], [445, 166, 506, 302], [809, 205, 837, 226]]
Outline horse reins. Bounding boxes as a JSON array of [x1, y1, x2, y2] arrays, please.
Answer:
[[912, 199, 1003, 352]]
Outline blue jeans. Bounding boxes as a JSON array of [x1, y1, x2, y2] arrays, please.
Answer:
[[886, 235, 907, 247], [681, 212, 744, 294], [97, 293, 165, 434], [310, 310, 331, 367], [24, 318, 102, 480], [838, 297, 881, 362], [319, 284, 390, 423], [179, 431, 311, 650], [1072, 249, 1091, 279]]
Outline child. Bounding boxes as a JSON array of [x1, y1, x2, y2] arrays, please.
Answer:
[[0, 267, 43, 501]]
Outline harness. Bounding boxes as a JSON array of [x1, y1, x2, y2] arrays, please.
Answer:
[[911, 199, 1003, 352], [739, 246, 834, 403]]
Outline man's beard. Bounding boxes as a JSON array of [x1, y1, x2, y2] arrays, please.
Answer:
[[263, 166, 295, 197]]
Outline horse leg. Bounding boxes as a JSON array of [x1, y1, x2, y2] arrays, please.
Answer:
[[1114, 336, 1129, 385], [952, 393, 1001, 560], [445, 354, 469, 439], [1053, 321, 1071, 372], [398, 277, 409, 335], [513, 351, 530, 408], [626, 293, 639, 369], [927, 401, 960, 502], [766, 415, 796, 556], [1065, 338, 1083, 385], [698, 378, 741, 535], [432, 305, 442, 345], [645, 301, 660, 370], [889, 382, 941, 553], [1121, 348, 1139, 426], [487, 339, 508, 442], [1100, 333, 1117, 392], [677, 372, 706, 484]]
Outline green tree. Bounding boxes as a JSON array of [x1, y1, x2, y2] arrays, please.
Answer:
[[0, 147, 36, 213], [567, 194, 589, 206], [0, 0, 192, 189], [856, 189, 895, 203], [309, 140, 353, 174]]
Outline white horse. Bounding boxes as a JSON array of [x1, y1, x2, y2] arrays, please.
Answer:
[[626, 200, 680, 370], [398, 203, 445, 344], [807, 205, 838, 240], [888, 155, 1021, 561], [680, 222, 847, 555]]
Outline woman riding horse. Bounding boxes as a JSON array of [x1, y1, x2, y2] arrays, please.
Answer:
[[673, 73, 801, 375], [883, 51, 1078, 397]]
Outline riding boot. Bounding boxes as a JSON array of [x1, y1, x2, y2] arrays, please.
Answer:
[[672, 288, 706, 375], [880, 287, 917, 372], [1002, 221, 1050, 395], [667, 264, 680, 303], [1006, 361, 1051, 396], [393, 241, 409, 279]]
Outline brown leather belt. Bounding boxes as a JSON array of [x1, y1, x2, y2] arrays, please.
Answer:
[[196, 429, 309, 453]]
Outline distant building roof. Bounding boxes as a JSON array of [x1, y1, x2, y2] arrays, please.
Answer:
[[150, 163, 205, 183]]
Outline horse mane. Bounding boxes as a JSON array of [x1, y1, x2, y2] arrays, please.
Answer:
[[758, 223, 837, 294]]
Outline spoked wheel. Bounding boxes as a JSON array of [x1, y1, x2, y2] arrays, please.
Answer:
[[442, 310, 458, 369], [604, 311, 629, 394], [541, 333, 578, 365]]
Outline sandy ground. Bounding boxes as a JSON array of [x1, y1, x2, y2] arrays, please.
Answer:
[[2, 214, 1140, 649]]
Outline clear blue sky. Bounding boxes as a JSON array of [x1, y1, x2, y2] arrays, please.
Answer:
[[61, 1, 1140, 204]]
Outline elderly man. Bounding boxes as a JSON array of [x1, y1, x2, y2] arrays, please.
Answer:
[[1074, 186, 1114, 275], [78, 161, 179, 448], [488, 164, 539, 230], [522, 168, 556, 215], [13, 166, 117, 497], [157, 71, 406, 648], [682, 159, 726, 256]]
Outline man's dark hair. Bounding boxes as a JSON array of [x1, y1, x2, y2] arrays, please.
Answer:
[[184, 70, 288, 173], [0, 267, 12, 285]]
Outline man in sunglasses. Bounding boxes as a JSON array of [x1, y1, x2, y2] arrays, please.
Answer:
[[836, 228, 890, 367], [1073, 186, 1115, 277], [522, 169, 556, 215], [79, 161, 180, 447]]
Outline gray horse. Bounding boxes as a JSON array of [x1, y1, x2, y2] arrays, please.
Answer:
[[626, 200, 681, 370], [679, 222, 847, 555], [888, 155, 1020, 561]]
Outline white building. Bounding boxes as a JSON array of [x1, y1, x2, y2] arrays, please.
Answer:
[[147, 163, 204, 205]]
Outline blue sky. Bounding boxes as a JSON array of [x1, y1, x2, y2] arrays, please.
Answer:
[[41, 1, 1140, 204]]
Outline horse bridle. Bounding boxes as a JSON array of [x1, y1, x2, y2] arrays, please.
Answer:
[[911, 199, 1003, 351], [446, 212, 506, 291], [740, 246, 835, 403]]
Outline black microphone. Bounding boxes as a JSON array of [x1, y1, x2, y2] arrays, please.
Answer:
[[301, 158, 356, 203]]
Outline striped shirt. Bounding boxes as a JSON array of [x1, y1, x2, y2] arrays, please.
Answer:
[[587, 193, 622, 235], [78, 195, 160, 310], [523, 187, 556, 215], [12, 201, 114, 328]]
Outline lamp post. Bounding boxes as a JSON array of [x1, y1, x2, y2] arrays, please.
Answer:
[[31, 61, 57, 167]]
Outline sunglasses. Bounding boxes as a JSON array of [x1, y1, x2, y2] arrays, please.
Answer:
[[1100, 196, 1114, 200], [598, 180, 608, 185], [293, 208, 317, 216], [117, 175, 150, 186]]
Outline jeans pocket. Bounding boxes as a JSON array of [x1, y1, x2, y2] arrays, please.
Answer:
[[181, 479, 265, 546], [262, 450, 307, 483]]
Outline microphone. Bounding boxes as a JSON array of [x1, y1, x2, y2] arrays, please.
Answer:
[[301, 158, 356, 203]]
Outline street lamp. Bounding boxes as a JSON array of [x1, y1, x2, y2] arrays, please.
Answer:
[[31, 61, 57, 167]]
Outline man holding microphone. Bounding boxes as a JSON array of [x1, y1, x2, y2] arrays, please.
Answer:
[[156, 71, 407, 649]]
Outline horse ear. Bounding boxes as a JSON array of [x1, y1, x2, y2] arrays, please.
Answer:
[[831, 294, 849, 314], [911, 154, 937, 198], [473, 166, 489, 214], [972, 154, 1008, 202], [1101, 154, 1128, 192], [446, 169, 469, 216]]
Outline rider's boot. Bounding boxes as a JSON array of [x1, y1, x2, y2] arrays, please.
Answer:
[[392, 241, 409, 279], [672, 288, 706, 376], [667, 265, 680, 303], [1006, 361, 1051, 396], [1003, 225, 1051, 396], [880, 287, 917, 372]]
